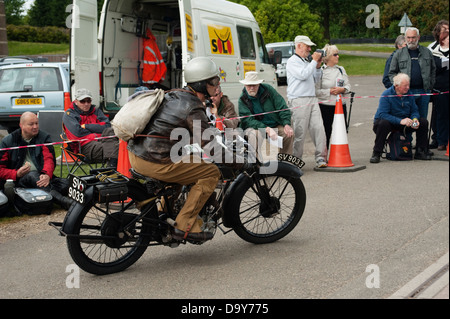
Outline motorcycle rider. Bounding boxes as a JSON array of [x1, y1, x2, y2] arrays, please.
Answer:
[[128, 57, 243, 242]]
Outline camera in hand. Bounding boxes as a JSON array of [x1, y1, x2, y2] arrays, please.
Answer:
[[315, 49, 326, 57], [204, 98, 213, 108]]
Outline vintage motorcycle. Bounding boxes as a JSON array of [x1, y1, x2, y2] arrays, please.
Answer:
[[50, 141, 306, 276]]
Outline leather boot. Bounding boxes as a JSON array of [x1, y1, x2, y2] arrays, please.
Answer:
[[370, 151, 381, 163], [50, 190, 75, 210], [414, 148, 432, 160]]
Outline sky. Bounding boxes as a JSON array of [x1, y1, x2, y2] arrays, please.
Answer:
[[23, 0, 34, 13]]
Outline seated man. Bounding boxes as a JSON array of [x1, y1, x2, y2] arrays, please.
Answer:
[[238, 72, 294, 156], [63, 88, 119, 167], [208, 85, 240, 130], [370, 73, 432, 163], [0, 112, 73, 210]]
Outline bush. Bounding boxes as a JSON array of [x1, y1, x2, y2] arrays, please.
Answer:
[[6, 25, 70, 44]]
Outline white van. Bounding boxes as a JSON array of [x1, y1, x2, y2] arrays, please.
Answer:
[[266, 41, 295, 84], [71, 0, 280, 115]]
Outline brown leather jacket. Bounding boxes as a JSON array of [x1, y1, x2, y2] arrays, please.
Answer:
[[128, 90, 210, 164], [218, 95, 240, 129]]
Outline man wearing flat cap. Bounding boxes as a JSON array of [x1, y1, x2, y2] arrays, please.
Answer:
[[63, 88, 119, 167], [286, 35, 328, 168], [238, 71, 294, 157]]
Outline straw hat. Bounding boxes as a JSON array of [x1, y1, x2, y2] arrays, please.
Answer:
[[239, 71, 264, 85]]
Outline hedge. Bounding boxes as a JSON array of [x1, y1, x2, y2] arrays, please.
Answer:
[[6, 25, 70, 44]]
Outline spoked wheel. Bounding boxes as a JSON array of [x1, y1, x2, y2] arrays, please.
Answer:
[[66, 199, 153, 275], [231, 174, 306, 244]]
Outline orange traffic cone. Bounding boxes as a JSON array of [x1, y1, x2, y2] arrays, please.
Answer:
[[327, 95, 354, 167], [62, 145, 75, 163], [117, 139, 131, 177], [446, 141, 449, 157]]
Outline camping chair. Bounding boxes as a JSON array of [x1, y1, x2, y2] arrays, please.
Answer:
[[59, 126, 106, 177]]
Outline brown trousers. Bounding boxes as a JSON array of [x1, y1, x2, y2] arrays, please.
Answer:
[[128, 152, 220, 233]]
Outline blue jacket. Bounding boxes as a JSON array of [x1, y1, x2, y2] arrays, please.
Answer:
[[374, 86, 420, 125]]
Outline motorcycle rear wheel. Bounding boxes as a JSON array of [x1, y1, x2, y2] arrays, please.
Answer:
[[66, 199, 153, 275], [231, 174, 306, 244]]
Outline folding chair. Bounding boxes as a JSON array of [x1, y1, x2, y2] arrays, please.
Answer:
[[59, 126, 106, 177]]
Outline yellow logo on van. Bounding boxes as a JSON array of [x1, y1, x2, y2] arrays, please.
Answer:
[[208, 25, 234, 55]]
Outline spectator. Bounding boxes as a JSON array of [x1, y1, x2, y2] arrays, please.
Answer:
[[428, 20, 449, 150], [238, 71, 294, 156], [63, 88, 119, 168], [382, 35, 406, 88], [0, 112, 73, 209], [286, 35, 328, 168], [208, 85, 240, 130], [370, 73, 431, 163], [388, 27, 436, 120], [315, 44, 351, 148]]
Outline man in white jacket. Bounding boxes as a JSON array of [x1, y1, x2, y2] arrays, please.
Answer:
[[287, 35, 328, 168]]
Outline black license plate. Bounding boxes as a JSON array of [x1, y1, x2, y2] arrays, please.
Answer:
[[68, 175, 87, 204], [277, 153, 305, 169]]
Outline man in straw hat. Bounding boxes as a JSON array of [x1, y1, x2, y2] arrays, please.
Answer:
[[286, 35, 328, 168], [238, 71, 294, 158]]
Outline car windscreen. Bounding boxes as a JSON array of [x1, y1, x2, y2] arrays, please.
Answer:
[[0, 67, 62, 93], [269, 45, 295, 58]]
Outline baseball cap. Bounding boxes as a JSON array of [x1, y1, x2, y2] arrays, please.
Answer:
[[294, 35, 316, 46], [74, 88, 93, 101]]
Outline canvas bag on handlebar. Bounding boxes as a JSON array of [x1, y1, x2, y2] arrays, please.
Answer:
[[111, 88, 165, 141]]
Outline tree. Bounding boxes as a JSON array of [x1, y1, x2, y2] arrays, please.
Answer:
[[380, 0, 449, 38], [0, 0, 9, 56], [301, 0, 387, 40], [4, 0, 26, 25], [27, 0, 71, 28], [231, 0, 324, 45]]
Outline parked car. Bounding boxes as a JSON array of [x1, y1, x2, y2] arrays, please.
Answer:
[[266, 42, 295, 84], [0, 62, 70, 133]]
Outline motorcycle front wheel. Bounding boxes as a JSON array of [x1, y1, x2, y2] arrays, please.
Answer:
[[66, 197, 153, 275], [230, 174, 306, 244]]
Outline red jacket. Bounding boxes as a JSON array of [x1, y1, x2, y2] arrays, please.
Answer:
[[0, 129, 56, 181], [142, 28, 167, 84], [62, 102, 111, 151]]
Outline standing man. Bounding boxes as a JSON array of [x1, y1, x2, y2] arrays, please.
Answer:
[[388, 27, 436, 120], [0, 112, 72, 210], [286, 35, 328, 168], [382, 35, 406, 88], [63, 88, 119, 168]]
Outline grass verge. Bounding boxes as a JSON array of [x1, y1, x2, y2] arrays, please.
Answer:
[[338, 55, 386, 76], [7, 41, 69, 56]]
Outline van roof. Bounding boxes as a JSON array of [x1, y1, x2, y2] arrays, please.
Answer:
[[192, 0, 255, 22], [266, 42, 295, 47]]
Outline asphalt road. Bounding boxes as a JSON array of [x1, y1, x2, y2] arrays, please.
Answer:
[[0, 76, 448, 302]]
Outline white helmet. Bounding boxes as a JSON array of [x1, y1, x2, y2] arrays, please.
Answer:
[[184, 57, 219, 83]]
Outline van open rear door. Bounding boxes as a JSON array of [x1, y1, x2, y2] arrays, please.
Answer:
[[178, 0, 194, 82], [70, 0, 99, 105]]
